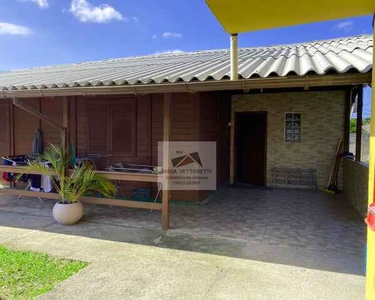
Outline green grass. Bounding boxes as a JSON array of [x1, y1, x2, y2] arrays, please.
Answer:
[[0, 246, 88, 300]]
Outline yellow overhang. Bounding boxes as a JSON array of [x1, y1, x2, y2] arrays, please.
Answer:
[[205, 0, 375, 33]]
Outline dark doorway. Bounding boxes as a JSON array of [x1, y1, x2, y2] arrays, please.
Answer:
[[235, 112, 267, 185]]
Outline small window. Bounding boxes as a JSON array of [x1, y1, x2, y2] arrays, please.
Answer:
[[285, 113, 301, 142]]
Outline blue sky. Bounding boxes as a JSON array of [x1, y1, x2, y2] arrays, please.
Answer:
[[0, 0, 373, 116]]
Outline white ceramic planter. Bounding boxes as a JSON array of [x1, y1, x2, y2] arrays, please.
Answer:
[[52, 201, 84, 225]]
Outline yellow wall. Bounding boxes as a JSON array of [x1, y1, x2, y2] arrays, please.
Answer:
[[367, 32, 375, 298]]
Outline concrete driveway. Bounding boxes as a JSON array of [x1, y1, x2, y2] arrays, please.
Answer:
[[0, 193, 365, 300]]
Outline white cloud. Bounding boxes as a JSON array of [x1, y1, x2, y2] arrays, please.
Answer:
[[0, 23, 32, 35], [162, 32, 182, 39], [334, 21, 354, 32], [154, 49, 185, 55], [19, 0, 49, 9], [70, 0, 125, 23], [152, 32, 182, 41], [130, 16, 139, 24]]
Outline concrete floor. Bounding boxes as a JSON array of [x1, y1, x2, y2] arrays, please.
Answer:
[[0, 188, 367, 299], [88, 187, 366, 255]]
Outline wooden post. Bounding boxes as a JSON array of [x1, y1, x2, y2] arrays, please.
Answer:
[[162, 93, 171, 230], [355, 86, 363, 161]]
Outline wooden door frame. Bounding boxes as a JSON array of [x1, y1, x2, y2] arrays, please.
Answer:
[[234, 111, 267, 185]]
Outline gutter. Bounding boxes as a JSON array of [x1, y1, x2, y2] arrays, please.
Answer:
[[0, 73, 371, 99]]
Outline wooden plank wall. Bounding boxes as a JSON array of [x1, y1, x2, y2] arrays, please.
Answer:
[[170, 93, 200, 201], [76, 97, 87, 156], [14, 98, 40, 155], [197, 92, 217, 201], [151, 94, 163, 166], [0, 100, 10, 157], [216, 93, 231, 188], [75, 95, 152, 196], [41, 97, 63, 149], [0, 91, 230, 202], [11, 97, 65, 155], [197, 92, 231, 200]]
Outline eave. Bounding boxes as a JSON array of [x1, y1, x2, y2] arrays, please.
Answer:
[[0, 73, 370, 99]]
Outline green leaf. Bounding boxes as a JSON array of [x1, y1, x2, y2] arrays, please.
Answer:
[[24, 144, 115, 203]]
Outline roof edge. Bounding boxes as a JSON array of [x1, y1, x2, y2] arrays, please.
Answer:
[[1, 73, 370, 99]]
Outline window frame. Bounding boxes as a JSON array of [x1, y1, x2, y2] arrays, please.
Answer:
[[86, 98, 137, 157], [87, 99, 110, 155], [284, 112, 301, 143], [109, 99, 137, 156]]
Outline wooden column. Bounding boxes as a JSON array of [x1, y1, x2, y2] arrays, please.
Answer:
[[162, 93, 171, 230], [355, 86, 363, 161]]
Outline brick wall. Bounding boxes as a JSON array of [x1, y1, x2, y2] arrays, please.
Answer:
[[231, 90, 346, 188], [343, 158, 368, 218]]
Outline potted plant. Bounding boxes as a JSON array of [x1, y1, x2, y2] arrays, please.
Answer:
[[23, 145, 115, 225]]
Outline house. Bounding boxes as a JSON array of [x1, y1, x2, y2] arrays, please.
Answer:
[[0, 34, 372, 229]]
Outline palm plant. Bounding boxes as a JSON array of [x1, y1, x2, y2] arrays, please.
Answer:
[[24, 144, 115, 203]]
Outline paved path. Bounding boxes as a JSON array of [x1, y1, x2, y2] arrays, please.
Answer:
[[0, 204, 365, 299]]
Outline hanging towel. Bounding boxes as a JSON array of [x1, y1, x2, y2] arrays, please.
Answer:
[[41, 162, 53, 193], [32, 129, 43, 157], [69, 142, 77, 168]]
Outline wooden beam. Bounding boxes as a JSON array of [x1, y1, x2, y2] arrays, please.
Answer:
[[67, 169, 160, 183], [0, 188, 60, 200], [0, 165, 57, 176], [2, 73, 371, 99], [0, 165, 160, 183], [162, 93, 171, 230], [12, 98, 65, 131], [80, 196, 162, 210], [0, 188, 162, 210], [356, 86, 363, 161]]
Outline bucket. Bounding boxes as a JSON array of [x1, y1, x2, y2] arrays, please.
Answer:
[[365, 203, 375, 231]]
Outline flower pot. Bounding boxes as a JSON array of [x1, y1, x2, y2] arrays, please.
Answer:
[[52, 201, 84, 225]]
